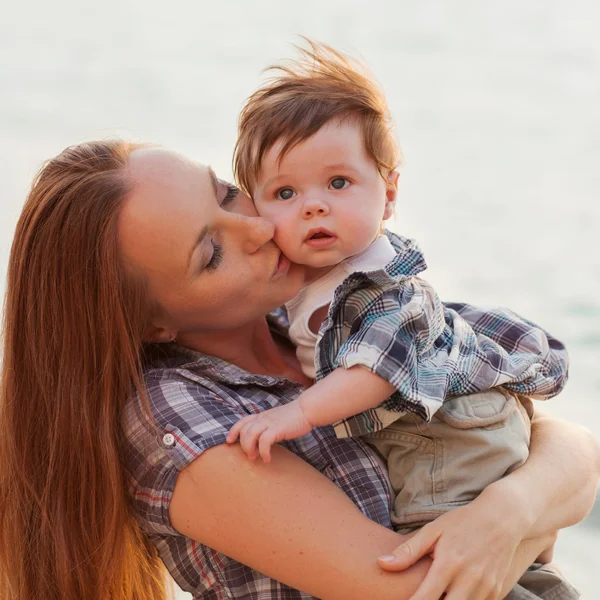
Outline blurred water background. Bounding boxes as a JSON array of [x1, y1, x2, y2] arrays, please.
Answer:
[[1, 0, 598, 596]]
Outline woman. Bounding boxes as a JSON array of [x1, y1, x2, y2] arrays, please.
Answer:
[[0, 140, 598, 600]]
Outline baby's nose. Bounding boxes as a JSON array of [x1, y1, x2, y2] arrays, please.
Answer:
[[302, 197, 329, 219]]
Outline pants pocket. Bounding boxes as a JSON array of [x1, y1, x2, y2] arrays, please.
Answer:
[[365, 423, 443, 526], [365, 389, 531, 528]]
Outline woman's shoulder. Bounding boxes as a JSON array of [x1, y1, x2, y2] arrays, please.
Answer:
[[123, 350, 250, 478]]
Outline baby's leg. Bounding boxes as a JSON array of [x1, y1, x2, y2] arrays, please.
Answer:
[[505, 563, 580, 599], [364, 391, 579, 598], [363, 389, 531, 529]]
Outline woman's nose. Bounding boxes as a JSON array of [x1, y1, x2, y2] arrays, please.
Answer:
[[302, 196, 329, 219], [241, 215, 275, 254]]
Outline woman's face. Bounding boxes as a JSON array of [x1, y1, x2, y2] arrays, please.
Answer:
[[118, 148, 305, 339]]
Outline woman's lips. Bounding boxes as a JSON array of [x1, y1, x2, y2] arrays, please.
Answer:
[[274, 251, 290, 276]]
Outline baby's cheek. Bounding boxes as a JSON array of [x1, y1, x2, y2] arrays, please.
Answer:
[[345, 217, 381, 252], [253, 199, 270, 219]]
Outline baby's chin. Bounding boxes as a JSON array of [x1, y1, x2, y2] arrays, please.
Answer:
[[281, 251, 343, 281], [282, 248, 334, 265]]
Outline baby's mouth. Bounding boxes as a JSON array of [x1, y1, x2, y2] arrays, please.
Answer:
[[304, 228, 337, 248], [304, 227, 336, 241]]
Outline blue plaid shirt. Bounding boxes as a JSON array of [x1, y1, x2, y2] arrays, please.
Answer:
[[318, 232, 569, 437], [123, 332, 393, 600]]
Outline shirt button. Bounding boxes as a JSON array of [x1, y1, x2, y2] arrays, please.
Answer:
[[162, 433, 176, 447]]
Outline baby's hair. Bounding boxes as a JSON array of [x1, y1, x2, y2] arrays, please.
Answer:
[[233, 38, 403, 196]]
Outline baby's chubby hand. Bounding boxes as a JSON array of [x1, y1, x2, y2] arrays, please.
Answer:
[[226, 401, 313, 462]]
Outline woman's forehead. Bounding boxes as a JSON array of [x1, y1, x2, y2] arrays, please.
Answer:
[[125, 148, 215, 217], [119, 148, 216, 273], [128, 147, 208, 191]]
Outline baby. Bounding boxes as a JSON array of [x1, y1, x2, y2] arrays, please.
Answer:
[[226, 42, 570, 541]]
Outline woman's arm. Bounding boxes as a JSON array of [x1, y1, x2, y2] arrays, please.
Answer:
[[377, 411, 600, 598], [169, 441, 554, 600], [494, 409, 600, 537], [169, 442, 431, 600]]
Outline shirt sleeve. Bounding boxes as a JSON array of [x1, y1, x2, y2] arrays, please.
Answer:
[[123, 375, 246, 536], [334, 278, 446, 420], [444, 302, 569, 399], [332, 278, 569, 425]]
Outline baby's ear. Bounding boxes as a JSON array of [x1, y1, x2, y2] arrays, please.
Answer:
[[384, 170, 400, 219]]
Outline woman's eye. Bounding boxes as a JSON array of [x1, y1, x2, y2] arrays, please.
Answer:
[[222, 184, 240, 206], [329, 177, 350, 190], [205, 241, 224, 272], [277, 188, 296, 201]]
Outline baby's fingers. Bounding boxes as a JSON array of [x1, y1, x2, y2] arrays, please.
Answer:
[[239, 421, 268, 460], [258, 429, 278, 463], [226, 415, 256, 444]]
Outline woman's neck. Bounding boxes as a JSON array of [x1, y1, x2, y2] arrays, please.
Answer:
[[179, 318, 310, 385]]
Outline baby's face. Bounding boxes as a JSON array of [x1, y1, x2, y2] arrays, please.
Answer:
[[252, 119, 396, 268]]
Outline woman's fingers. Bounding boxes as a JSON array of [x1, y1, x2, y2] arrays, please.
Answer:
[[407, 559, 454, 600], [403, 557, 493, 600], [535, 531, 558, 564], [407, 547, 492, 600], [443, 569, 496, 600], [377, 525, 438, 571]]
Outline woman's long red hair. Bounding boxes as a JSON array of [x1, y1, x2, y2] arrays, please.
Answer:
[[0, 141, 168, 599]]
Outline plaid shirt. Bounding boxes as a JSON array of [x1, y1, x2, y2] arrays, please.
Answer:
[[123, 331, 393, 600], [318, 232, 569, 437]]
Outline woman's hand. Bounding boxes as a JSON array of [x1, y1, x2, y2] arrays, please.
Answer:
[[377, 488, 526, 600], [226, 402, 313, 462], [375, 411, 599, 599]]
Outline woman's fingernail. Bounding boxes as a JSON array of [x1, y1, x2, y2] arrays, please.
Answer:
[[377, 554, 397, 564]]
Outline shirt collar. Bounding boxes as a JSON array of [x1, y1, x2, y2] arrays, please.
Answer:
[[381, 230, 428, 282], [321, 231, 426, 324], [142, 319, 294, 388]]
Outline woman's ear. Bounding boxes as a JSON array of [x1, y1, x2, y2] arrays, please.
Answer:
[[384, 170, 400, 220], [143, 325, 177, 344]]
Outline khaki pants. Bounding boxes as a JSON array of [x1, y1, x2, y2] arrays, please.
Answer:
[[507, 563, 580, 599], [364, 389, 579, 599]]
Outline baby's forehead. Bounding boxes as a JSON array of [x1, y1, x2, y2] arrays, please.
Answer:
[[257, 122, 370, 182]]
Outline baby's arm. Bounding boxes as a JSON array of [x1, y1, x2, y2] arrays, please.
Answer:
[[226, 366, 395, 462]]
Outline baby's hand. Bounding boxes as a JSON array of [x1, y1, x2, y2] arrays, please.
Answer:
[[226, 401, 313, 462]]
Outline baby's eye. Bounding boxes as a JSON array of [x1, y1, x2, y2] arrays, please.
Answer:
[[277, 187, 296, 201], [329, 177, 350, 190]]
